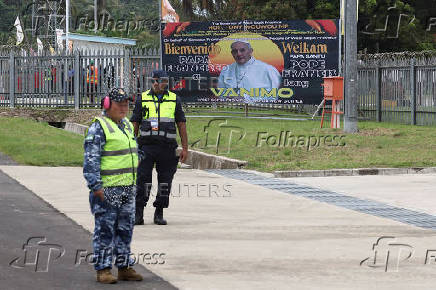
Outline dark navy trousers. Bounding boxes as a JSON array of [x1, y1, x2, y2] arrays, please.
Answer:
[[135, 144, 179, 220]]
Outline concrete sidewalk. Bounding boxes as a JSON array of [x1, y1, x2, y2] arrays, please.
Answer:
[[285, 174, 436, 216], [2, 165, 436, 289]]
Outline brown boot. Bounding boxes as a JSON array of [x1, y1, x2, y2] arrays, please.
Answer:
[[118, 267, 143, 281], [96, 268, 117, 284]]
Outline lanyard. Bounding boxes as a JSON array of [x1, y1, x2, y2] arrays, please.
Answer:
[[150, 95, 160, 130], [152, 95, 160, 114]]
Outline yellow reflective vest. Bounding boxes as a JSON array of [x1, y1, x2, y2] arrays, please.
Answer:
[[139, 90, 177, 140], [93, 116, 138, 187]]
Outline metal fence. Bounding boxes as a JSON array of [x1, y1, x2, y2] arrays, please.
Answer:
[[0, 47, 317, 115], [0, 48, 160, 109], [358, 52, 436, 126], [3, 48, 436, 126]]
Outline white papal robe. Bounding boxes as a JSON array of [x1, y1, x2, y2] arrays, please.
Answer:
[[217, 57, 281, 102]]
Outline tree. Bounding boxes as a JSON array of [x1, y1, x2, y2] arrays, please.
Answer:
[[0, 0, 24, 45], [174, 0, 434, 53], [358, 0, 435, 52], [0, 0, 435, 51]]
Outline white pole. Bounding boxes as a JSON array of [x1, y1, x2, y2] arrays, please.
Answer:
[[159, 0, 163, 69], [65, 0, 71, 106], [66, 0, 70, 51], [94, 0, 98, 33], [338, 21, 342, 76]]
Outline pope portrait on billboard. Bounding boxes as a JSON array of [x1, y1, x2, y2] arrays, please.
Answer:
[[218, 40, 281, 92], [212, 33, 284, 102]]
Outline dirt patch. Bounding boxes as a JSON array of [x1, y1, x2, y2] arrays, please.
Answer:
[[357, 128, 400, 137], [0, 151, 18, 165], [0, 108, 100, 125]]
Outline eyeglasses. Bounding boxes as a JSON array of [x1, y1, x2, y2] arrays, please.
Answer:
[[151, 79, 168, 84]]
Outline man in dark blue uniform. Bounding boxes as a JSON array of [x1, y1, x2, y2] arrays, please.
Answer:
[[130, 70, 188, 225]]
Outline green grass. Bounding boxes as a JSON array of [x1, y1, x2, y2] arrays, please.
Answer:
[[2, 115, 436, 172], [182, 116, 436, 172], [0, 117, 84, 166]]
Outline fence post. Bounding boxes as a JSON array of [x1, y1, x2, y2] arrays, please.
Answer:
[[375, 62, 381, 122], [74, 50, 80, 110], [410, 58, 416, 125], [63, 51, 68, 106], [9, 51, 14, 108], [124, 49, 130, 95]]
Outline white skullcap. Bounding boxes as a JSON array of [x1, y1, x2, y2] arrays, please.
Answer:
[[231, 39, 252, 49]]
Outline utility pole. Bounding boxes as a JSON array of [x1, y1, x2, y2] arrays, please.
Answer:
[[94, 0, 98, 33], [344, 0, 358, 133], [66, 0, 70, 51], [159, 0, 162, 69]]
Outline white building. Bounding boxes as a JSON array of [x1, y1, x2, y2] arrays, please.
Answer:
[[60, 33, 136, 53]]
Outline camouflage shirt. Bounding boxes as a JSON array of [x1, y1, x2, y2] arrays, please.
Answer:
[[83, 115, 140, 207]]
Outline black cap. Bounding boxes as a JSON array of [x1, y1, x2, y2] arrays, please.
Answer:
[[108, 87, 132, 102], [151, 70, 169, 78]]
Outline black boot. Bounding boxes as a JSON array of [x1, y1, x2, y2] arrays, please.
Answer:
[[154, 207, 167, 225], [134, 217, 144, 225], [135, 205, 144, 225]]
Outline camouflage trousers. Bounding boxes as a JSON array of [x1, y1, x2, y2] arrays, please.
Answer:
[[89, 189, 136, 270]]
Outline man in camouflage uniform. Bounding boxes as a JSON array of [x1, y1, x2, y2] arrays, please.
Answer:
[[83, 87, 143, 284]]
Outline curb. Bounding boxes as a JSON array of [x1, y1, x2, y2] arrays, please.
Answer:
[[64, 122, 247, 170], [176, 147, 247, 169], [274, 167, 436, 178], [65, 122, 88, 136]]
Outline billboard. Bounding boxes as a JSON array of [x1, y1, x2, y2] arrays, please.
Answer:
[[161, 19, 339, 104]]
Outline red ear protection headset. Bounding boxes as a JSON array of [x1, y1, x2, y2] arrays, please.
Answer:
[[103, 96, 111, 109], [102, 88, 130, 109]]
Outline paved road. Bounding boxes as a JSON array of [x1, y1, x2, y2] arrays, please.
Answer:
[[0, 169, 176, 290], [3, 166, 436, 289]]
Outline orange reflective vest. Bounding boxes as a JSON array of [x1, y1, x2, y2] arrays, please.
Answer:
[[87, 66, 98, 84]]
